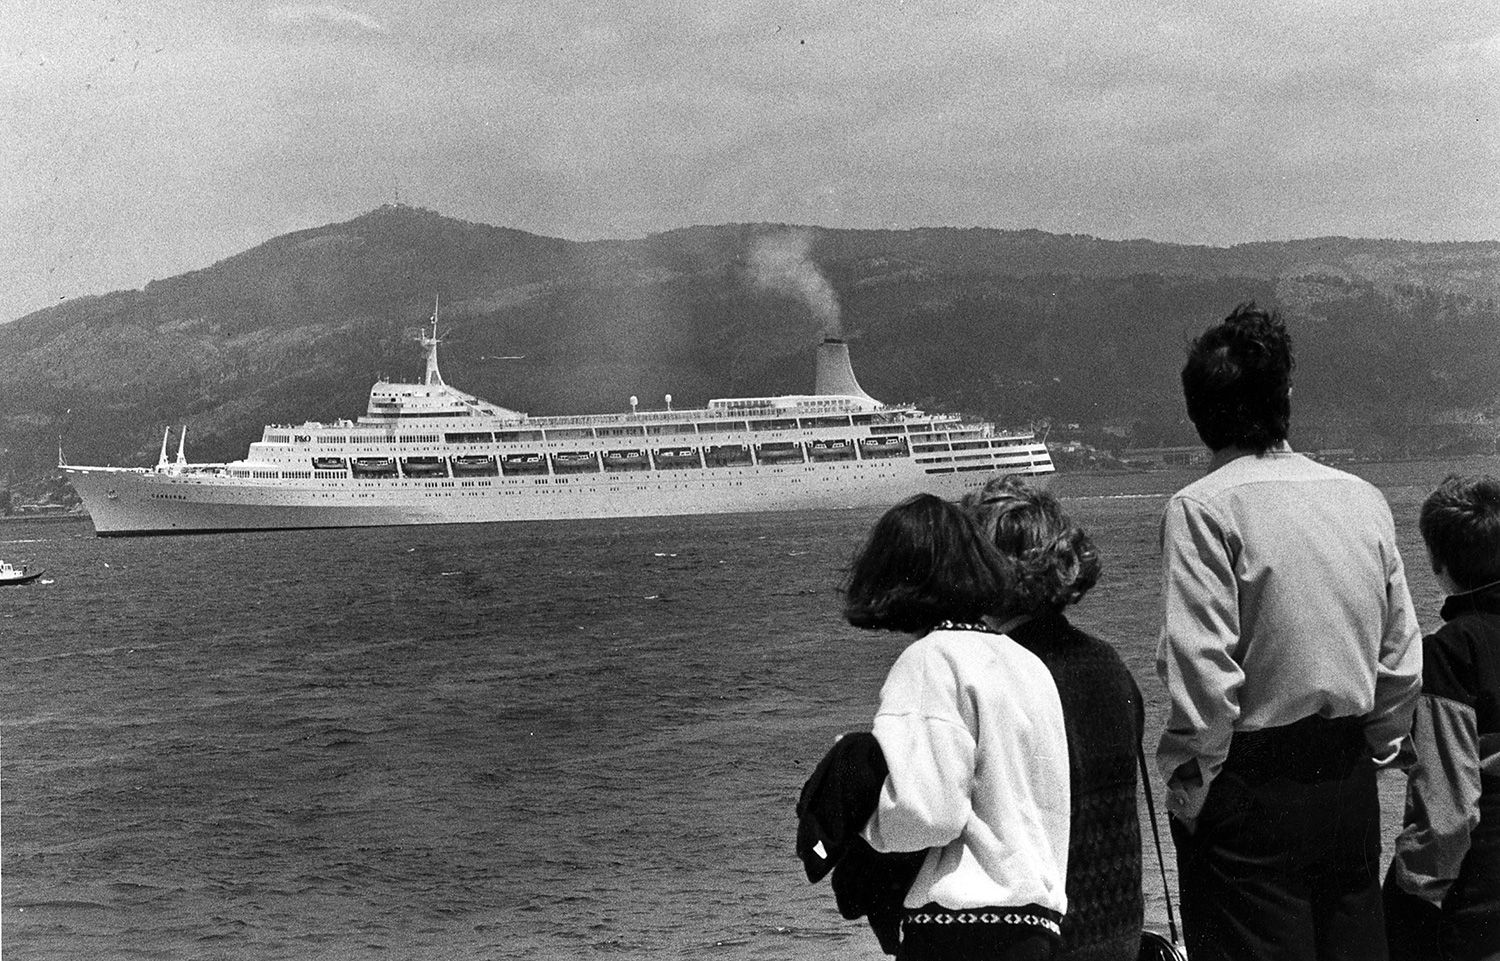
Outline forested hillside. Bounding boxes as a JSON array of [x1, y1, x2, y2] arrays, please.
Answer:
[[2, 204, 1496, 495]]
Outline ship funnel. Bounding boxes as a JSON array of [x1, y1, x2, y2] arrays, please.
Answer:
[[814, 338, 876, 401]]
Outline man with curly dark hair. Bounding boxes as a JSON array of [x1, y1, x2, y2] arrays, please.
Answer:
[[1155, 302, 1423, 961]]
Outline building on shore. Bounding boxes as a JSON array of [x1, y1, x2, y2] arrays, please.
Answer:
[[1120, 446, 1211, 468]]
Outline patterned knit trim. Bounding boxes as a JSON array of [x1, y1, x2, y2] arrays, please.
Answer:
[[904, 907, 1062, 937], [932, 620, 1003, 635]]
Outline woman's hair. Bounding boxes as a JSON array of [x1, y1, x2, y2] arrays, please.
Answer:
[[843, 493, 1010, 633], [1419, 473, 1500, 591], [1181, 302, 1294, 453], [962, 476, 1100, 616]]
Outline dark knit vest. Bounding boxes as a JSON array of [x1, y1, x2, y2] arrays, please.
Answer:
[[1010, 613, 1145, 961]]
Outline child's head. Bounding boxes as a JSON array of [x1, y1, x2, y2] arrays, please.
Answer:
[[843, 493, 1010, 633], [1419, 473, 1500, 592]]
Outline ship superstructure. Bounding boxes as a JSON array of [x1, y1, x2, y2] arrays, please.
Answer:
[[63, 317, 1054, 535]]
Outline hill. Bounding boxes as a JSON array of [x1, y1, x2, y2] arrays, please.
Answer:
[[2, 205, 1497, 497]]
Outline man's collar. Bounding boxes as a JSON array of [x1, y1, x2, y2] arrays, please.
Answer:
[[1208, 440, 1293, 471]]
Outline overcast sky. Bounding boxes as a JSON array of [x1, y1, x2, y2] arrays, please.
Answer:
[[4, 0, 1498, 322]]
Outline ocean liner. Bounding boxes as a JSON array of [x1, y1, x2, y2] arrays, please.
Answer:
[[62, 318, 1054, 536]]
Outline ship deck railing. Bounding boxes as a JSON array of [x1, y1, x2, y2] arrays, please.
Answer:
[[266, 404, 1039, 437]]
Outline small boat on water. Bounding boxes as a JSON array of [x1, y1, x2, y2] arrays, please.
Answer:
[[0, 560, 43, 586]]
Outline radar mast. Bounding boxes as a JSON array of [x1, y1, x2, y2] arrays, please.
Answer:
[[422, 296, 445, 387]]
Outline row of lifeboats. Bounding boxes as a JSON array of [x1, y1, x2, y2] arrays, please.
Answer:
[[311, 437, 909, 478]]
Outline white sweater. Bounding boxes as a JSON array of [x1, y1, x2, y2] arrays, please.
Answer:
[[862, 626, 1071, 915]]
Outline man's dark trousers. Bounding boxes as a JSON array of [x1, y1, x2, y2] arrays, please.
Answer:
[[1170, 715, 1386, 961]]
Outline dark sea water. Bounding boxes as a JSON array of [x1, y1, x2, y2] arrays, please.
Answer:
[[4, 456, 1494, 960]]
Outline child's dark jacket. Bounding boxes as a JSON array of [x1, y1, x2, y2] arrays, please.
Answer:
[[1389, 583, 1500, 913]]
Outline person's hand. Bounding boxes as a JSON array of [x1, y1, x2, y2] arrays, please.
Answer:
[[1166, 760, 1206, 831]]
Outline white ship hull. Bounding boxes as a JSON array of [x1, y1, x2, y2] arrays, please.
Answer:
[[65, 457, 1053, 536], [62, 323, 1054, 536]]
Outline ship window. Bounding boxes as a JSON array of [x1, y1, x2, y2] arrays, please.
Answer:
[[543, 428, 595, 441], [597, 425, 646, 438], [497, 430, 544, 442], [799, 416, 852, 429], [445, 432, 494, 444], [646, 423, 697, 436], [869, 424, 907, 435], [698, 421, 748, 433], [750, 418, 797, 431]]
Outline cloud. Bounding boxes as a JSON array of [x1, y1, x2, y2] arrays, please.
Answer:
[[267, 4, 389, 34], [4, 0, 1497, 322]]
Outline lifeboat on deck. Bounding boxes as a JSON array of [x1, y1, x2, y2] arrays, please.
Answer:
[[653, 447, 702, 469], [451, 455, 498, 476], [500, 453, 545, 475], [352, 457, 397, 476], [808, 439, 856, 461], [400, 456, 447, 476], [550, 451, 600, 474], [754, 442, 805, 464], [859, 436, 909, 458], [703, 444, 752, 468], [603, 449, 649, 472]]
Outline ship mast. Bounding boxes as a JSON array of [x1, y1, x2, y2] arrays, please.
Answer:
[[156, 426, 171, 471], [422, 296, 445, 387]]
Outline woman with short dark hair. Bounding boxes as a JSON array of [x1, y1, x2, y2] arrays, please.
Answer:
[[964, 477, 1144, 961], [845, 493, 1072, 961]]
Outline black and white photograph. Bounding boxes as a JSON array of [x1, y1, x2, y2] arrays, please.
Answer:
[[3, 1, 1498, 959]]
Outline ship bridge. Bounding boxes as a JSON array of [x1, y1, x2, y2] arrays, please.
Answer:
[[359, 316, 522, 424], [359, 382, 520, 424]]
